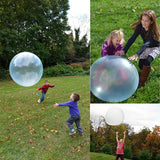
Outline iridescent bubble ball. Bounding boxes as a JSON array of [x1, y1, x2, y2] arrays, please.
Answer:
[[9, 52, 43, 87], [91, 56, 139, 102], [105, 107, 124, 126]]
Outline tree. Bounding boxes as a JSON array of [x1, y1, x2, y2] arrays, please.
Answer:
[[143, 126, 160, 158], [0, 0, 70, 69], [72, 28, 90, 60]]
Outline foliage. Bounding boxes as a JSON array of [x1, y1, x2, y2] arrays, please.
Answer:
[[43, 63, 89, 77], [0, 76, 90, 159], [143, 126, 160, 158], [90, 120, 160, 159], [138, 148, 152, 160], [0, 67, 10, 80], [124, 145, 133, 159], [100, 143, 112, 155], [72, 28, 90, 59], [90, 0, 160, 103], [155, 154, 160, 160], [0, 0, 71, 69], [90, 142, 96, 152]]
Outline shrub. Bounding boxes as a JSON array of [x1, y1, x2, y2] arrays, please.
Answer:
[[124, 145, 133, 159], [156, 154, 160, 160], [100, 143, 112, 155], [0, 68, 10, 80], [90, 142, 96, 152], [138, 148, 152, 160], [43, 63, 88, 77]]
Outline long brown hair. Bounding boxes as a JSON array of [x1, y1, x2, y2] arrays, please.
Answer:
[[131, 10, 160, 41]]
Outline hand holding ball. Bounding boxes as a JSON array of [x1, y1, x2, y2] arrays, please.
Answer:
[[90, 56, 139, 102]]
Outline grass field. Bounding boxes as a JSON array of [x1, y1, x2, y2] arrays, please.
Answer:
[[90, 152, 131, 160], [91, 0, 160, 103], [0, 76, 90, 160]]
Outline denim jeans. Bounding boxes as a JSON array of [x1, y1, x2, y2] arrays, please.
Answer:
[[40, 91, 46, 102], [66, 115, 83, 133]]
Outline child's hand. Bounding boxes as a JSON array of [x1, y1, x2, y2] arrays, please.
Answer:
[[128, 54, 138, 61], [54, 103, 59, 108], [116, 132, 118, 135], [115, 51, 124, 56], [123, 131, 126, 134]]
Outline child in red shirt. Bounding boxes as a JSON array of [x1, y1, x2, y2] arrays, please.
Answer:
[[37, 80, 55, 103], [116, 131, 126, 160]]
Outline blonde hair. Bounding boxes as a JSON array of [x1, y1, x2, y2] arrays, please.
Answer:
[[106, 29, 124, 45], [132, 10, 160, 41]]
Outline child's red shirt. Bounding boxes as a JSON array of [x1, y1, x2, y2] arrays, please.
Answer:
[[38, 84, 54, 93]]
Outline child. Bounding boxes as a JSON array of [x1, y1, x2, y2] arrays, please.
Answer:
[[101, 29, 124, 57], [116, 10, 160, 88], [37, 80, 55, 103], [116, 131, 126, 160], [54, 93, 83, 136]]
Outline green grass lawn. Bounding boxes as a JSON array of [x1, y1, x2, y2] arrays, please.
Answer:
[[91, 0, 160, 103], [90, 152, 131, 160], [0, 76, 90, 160]]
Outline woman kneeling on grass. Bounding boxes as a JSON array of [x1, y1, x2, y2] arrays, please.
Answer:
[[116, 131, 126, 160], [116, 10, 160, 88]]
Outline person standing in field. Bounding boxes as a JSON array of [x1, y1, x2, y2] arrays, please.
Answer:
[[116, 131, 126, 160]]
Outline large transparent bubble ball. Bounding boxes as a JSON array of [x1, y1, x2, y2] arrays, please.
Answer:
[[105, 107, 124, 126], [9, 52, 43, 87], [91, 56, 139, 102]]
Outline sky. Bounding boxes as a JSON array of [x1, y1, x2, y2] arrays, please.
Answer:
[[67, 0, 90, 40], [90, 104, 160, 133]]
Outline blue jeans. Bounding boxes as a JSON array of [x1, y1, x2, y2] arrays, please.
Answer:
[[66, 115, 83, 133], [40, 91, 46, 102]]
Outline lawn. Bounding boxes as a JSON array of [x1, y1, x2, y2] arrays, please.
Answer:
[[90, 152, 131, 160], [91, 0, 160, 103], [0, 76, 90, 160]]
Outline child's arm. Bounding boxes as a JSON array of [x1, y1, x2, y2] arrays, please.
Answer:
[[48, 84, 55, 88], [54, 101, 72, 108], [116, 132, 119, 142], [101, 41, 109, 57], [123, 131, 126, 143], [37, 85, 44, 90]]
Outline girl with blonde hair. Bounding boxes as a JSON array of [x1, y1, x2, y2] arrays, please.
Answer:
[[101, 29, 124, 57]]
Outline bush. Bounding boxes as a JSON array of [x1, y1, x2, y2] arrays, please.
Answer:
[[124, 145, 133, 159], [156, 154, 160, 160], [100, 143, 112, 155], [0, 68, 10, 80], [90, 142, 96, 152], [43, 63, 88, 77], [70, 60, 90, 71], [138, 148, 152, 160]]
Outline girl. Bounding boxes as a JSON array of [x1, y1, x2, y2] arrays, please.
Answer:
[[116, 131, 126, 160], [116, 10, 160, 88], [101, 29, 124, 57]]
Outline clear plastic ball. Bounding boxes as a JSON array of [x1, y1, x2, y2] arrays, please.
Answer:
[[91, 56, 139, 102], [105, 107, 124, 126], [9, 52, 43, 87]]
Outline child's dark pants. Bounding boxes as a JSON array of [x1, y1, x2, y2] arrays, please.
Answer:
[[116, 154, 124, 160], [67, 115, 83, 133]]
